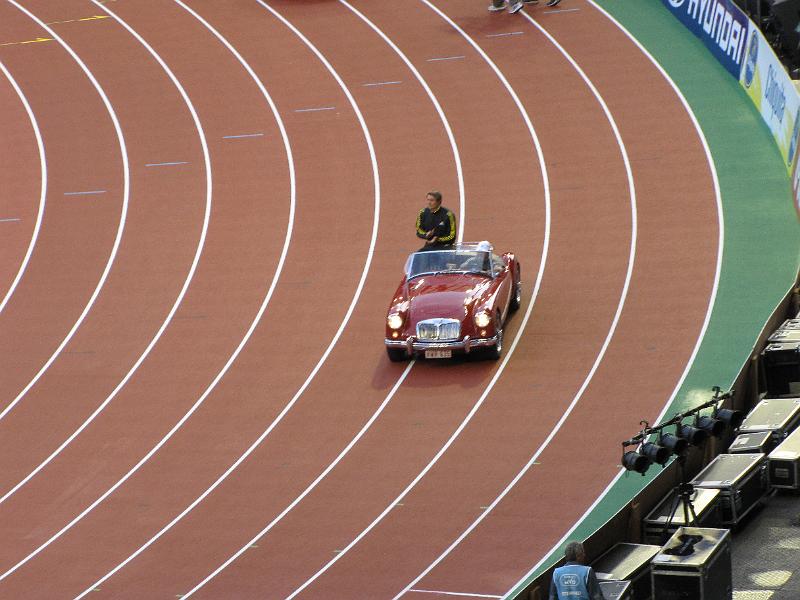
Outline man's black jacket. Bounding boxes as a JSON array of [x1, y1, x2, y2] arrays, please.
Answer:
[[416, 206, 456, 246]]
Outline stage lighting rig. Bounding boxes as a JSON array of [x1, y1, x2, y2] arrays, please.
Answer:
[[620, 387, 737, 476]]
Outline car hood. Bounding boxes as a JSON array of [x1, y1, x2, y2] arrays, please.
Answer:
[[406, 274, 491, 322]]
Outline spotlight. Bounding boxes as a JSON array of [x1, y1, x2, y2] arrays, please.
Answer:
[[622, 450, 651, 475], [715, 408, 744, 429], [660, 433, 689, 456], [676, 423, 708, 446], [640, 442, 672, 466], [696, 415, 725, 437]]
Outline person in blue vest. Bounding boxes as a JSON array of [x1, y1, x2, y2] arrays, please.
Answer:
[[549, 541, 604, 600]]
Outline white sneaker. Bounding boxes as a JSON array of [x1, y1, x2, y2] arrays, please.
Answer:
[[545, 0, 562, 6], [509, 1, 524, 13], [488, 1, 507, 11]]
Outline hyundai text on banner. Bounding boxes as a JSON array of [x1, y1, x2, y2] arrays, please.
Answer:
[[740, 25, 800, 171], [661, 0, 749, 78]]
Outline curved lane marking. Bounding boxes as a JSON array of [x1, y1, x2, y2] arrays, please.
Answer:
[[272, 0, 560, 596], [502, 4, 724, 596], [77, 0, 480, 596], [0, 60, 47, 316], [394, 6, 647, 596], [0, 0, 223, 578], [292, 0, 641, 595], [0, 0, 130, 422], [0, 0, 218, 506], [68, 0, 383, 595], [336, 0, 467, 239]]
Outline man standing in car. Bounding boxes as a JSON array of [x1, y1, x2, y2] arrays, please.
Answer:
[[416, 191, 456, 251]]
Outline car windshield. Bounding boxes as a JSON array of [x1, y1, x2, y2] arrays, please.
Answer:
[[406, 249, 492, 279]]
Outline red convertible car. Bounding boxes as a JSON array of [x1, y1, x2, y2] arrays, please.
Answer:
[[385, 241, 521, 361]]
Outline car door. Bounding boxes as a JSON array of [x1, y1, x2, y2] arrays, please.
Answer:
[[492, 254, 512, 321]]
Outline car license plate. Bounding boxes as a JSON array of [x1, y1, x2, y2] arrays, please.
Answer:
[[425, 349, 452, 359]]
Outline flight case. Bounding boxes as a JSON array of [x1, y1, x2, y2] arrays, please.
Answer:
[[642, 487, 722, 545], [761, 343, 800, 396], [599, 579, 633, 600], [690, 453, 768, 525], [592, 542, 661, 600], [650, 527, 732, 600], [768, 425, 800, 489], [738, 398, 800, 443], [727, 431, 775, 454]]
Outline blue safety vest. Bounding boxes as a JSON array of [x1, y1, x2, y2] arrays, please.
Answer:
[[552, 563, 592, 599]]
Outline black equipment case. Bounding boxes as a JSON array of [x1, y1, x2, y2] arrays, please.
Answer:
[[738, 398, 800, 443], [690, 453, 769, 525], [727, 431, 776, 454], [592, 542, 661, 600], [650, 527, 732, 600], [642, 487, 722, 545], [599, 579, 633, 600], [761, 343, 800, 396], [768, 425, 800, 489]]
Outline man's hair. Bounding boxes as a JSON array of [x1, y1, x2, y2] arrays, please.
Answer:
[[427, 191, 442, 203], [564, 541, 584, 562]]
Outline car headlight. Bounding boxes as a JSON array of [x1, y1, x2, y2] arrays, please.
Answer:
[[387, 313, 404, 330], [474, 310, 491, 328]]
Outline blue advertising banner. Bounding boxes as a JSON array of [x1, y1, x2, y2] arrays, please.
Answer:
[[661, 0, 750, 78]]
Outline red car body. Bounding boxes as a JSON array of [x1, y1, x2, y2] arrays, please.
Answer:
[[385, 242, 521, 361]]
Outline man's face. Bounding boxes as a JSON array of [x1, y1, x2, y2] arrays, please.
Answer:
[[427, 195, 441, 211]]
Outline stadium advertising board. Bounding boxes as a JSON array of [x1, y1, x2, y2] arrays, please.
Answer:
[[660, 0, 750, 78], [740, 25, 800, 172]]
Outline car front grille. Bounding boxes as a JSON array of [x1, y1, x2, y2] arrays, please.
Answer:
[[416, 319, 460, 341]]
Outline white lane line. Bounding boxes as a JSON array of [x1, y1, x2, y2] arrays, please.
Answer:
[[144, 161, 188, 167], [294, 106, 335, 112], [176, 0, 478, 596], [1, 0, 304, 571], [70, 0, 376, 595], [0, 4, 217, 504], [544, 8, 580, 14], [0, 59, 47, 317], [502, 4, 725, 597], [176, 361, 414, 600], [63, 190, 107, 196], [221, 133, 264, 139], [0, 0, 218, 575], [427, 55, 465, 62], [0, 218, 22, 223], [284, 1, 553, 596], [395, 4, 643, 598], [485, 31, 523, 37], [340, 0, 466, 260], [0, 4, 213, 502], [0, 0, 216, 505], [409, 590, 502, 599], [0, 1, 130, 422], [363, 80, 402, 87]]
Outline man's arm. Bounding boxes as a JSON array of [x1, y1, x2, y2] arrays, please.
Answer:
[[586, 567, 604, 600], [548, 572, 559, 600], [437, 209, 456, 243], [416, 209, 429, 239]]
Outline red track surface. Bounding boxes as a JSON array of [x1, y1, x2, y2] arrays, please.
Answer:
[[0, 1, 717, 598]]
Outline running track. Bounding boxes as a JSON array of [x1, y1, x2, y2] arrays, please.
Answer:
[[0, 1, 719, 598]]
